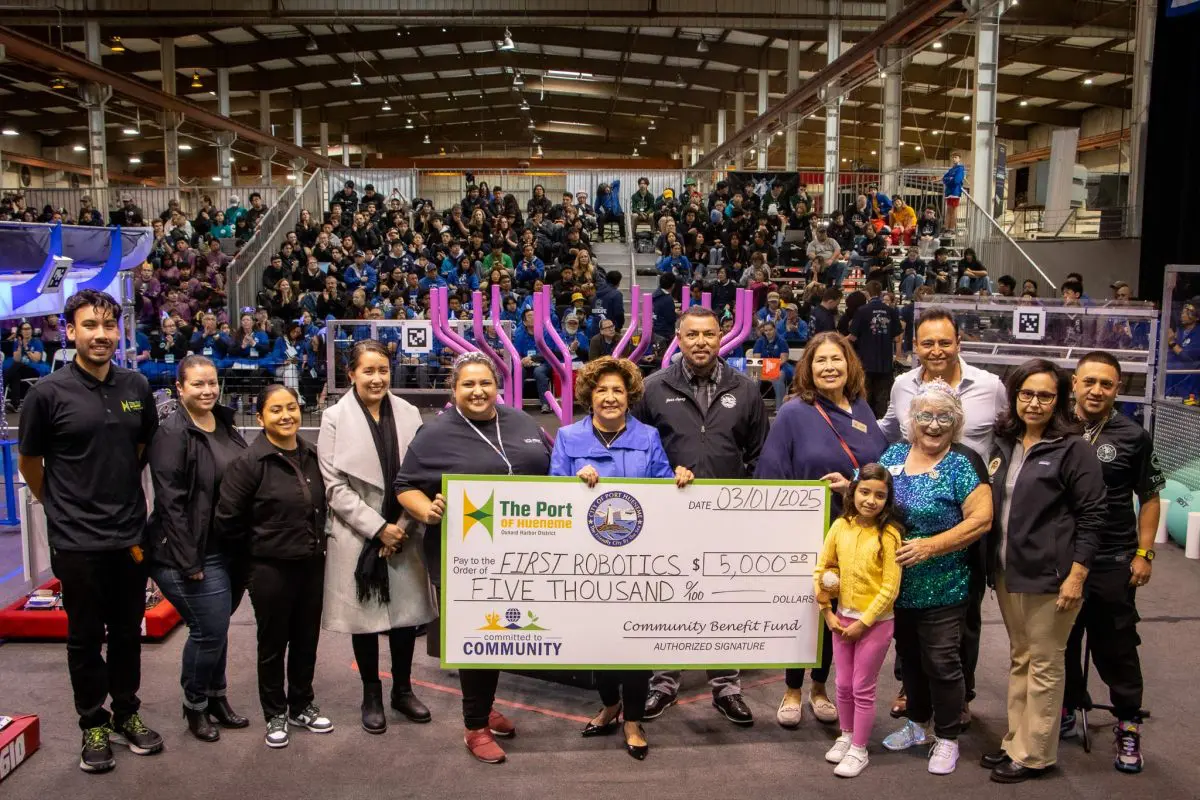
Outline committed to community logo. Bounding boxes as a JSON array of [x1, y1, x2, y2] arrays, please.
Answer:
[[479, 607, 548, 631], [462, 491, 495, 540], [587, 491, 645, 547]]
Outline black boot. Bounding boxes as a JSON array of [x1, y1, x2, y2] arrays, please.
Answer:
[[183, 705, 220, 742], [391, 686, 432, 723], [362, 682, 387, 734], [207, 697, 250, 729]]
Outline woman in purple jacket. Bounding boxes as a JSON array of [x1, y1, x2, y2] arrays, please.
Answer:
[[550, 356, 694, 761], [755, 331, 888, 730]]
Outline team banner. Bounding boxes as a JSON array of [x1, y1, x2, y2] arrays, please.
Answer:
[[440, 476, 829, 670]]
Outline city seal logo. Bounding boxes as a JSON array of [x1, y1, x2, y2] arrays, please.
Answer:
[[588, 491, 644, 547], [1096, 443, 1117, 463], [462, 491, 495, 540]]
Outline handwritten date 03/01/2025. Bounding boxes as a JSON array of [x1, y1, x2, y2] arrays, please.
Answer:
[[687, 485, 824, 513]]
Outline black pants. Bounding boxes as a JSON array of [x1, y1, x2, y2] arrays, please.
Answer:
[[248, 556, 325, 720], [352, 627, 418, 689], [5, 363, 40, 407], [787, 599, 834, 689], [597, 209, 626, 240], [597, 671, 651, 722], [865, 371, 895, 419], [894, 568, 984, 704], [1064, 565, 1144, 721], [51, 548, 147, 730], [460, 669, 500, 731], [894, 602, 966, 739]]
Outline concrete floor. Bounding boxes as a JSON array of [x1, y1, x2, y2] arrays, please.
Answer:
[[2, 546, 1199, 799]]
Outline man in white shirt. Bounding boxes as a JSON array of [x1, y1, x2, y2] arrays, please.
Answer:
[[878, 306, 1007, 727]]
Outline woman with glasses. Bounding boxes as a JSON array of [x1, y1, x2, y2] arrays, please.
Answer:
[[877, 381, 992, 775], [981, 359, 1106, 783]]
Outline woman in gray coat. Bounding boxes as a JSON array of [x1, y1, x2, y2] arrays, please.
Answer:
[[318, 340, 436, 735]]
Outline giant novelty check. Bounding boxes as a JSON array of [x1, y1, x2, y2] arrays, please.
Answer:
[[440, 476, 829, 670]]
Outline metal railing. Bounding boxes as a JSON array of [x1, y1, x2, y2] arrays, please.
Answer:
[[1001, 205, 1137, 241], [18, 185, 283, 224], [960, 189, 1056, 293]]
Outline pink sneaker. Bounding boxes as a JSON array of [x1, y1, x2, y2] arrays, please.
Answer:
[[488, 709, 516, 738], [464, 728, 506, 763]]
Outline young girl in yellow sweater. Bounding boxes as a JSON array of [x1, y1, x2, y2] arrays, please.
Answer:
[[813, 463, 904, 778]]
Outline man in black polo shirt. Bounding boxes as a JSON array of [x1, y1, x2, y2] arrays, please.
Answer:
[[18, 289, 162, 774], [1062, 351, 1164, 774], [848, 280, 901, 417]]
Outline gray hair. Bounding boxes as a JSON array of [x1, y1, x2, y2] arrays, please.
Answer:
[[907, 379, 966, 444], [449, 351, 499, 387]]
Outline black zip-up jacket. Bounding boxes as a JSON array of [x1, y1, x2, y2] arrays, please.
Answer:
[[146, 405, 248, 576], [632, 360, 769, 480], [985, 435, 1107, 593], [214, 434, 327, 560]]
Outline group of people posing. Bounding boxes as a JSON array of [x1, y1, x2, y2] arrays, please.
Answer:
[[19, 289, 1159, 784]]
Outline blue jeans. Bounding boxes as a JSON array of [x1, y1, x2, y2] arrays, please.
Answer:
[[823, 260, 848, 289], [532, 362, 553, 406], [958, 275, 991, 293], [771, 363, 796, 405], [152, 553, 246, 709]]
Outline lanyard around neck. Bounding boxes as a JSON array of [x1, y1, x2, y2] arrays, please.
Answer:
[[455, 407, 513, 475]]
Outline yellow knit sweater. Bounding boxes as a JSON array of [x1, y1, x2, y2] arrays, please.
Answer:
[[813, 517, 903, 627]]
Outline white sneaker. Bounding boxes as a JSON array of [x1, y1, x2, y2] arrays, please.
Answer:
[[288, 703, 334, 733], [927, 737, 960, 775], [835, 745, 870, 778], [265, 715, 289, 749], [882, 719, 929, 751], [825, 733, 853, 764]]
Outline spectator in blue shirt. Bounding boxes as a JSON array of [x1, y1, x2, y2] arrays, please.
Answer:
[[756, 291, 785, 326], [777, 304, 810, 347], [560, 314, 590, 364], [189, 312, 232, 366], [513, 308, 556, 413], [418, 263, 448, 294], [228, 313, 271, 366], [515, 243, 545, 287], [752, 320, 793, 405], [655, 242, 693, 283], [449, 255, 481, 292]]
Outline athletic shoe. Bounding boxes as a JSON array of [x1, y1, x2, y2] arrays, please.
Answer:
[[265, 715, 289, 748], [825, 733, 853, 764], [79, 725, 115, 773], [883, 719, 929, 752], [488, 709, 515, 738], [465, 728, 506, 763], [1114, 721, 1144, 774], [288, 703, 334, 733], [1060, 708, 1077, 739], [835, 744, 870, 778], [928, 737, 960, 775], [109, 713, 164, 756]]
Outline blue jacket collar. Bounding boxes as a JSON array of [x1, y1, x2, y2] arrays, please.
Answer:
[[557, 415, 656, 457]]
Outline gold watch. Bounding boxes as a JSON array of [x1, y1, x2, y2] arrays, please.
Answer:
[[1136, 548, 1155, 561]]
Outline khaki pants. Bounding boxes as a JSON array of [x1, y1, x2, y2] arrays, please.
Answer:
[[994, 572, 1081, 769]]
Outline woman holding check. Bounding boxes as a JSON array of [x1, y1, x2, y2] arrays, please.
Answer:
[[549, 357, 694, 761]]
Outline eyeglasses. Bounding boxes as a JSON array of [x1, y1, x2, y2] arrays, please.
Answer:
[[1017, 389, 1058, 405], [914, 411, 954, 427]]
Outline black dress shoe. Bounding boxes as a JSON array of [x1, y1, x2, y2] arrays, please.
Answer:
[[391, 688, 432, 723], [713, 694, 754, 726], [581, 706, 621, 737], [207, 697, 250, 729], [624, 723, 649, 761], [643, 690, 677, 721], [362, 681, 387, 734], [980, 750, 1012, 769], [990, 760, 1050, 784], [183, 706, 220, 742]]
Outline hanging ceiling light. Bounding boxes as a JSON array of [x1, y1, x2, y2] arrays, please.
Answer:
[[648, 119, 656, 130], [513, 72, 524, 87], [404, 117, 414, 129], [1019, 99, 1028, 106], [50, 75, 67, 91], [632, 147, 639, 157], [1083, 77, 1093, 85], [128, 156, 141, 164], [527, 120, 536, 129], [108, 36, 125, 53], [696, 35, 709, 54], [350, 72, 363, 86], [519, 98, 530, 111], [73, 144, 86, 151], [381, 98, 392, 111], [675, 73, 687, 89], [536, 144, 544, 156], [640, 135, 647, 144], [190, 71, 203, 89], [178, 142, 192, 151], [658, 103, 669, 113], [122, 124, 139, 135], [932, 40, 943, 49], [532, 134, 541, 144], [423, 133, 431, 144], [1, 127, 18, 136], [962, 113, 971, 121], [499, 28, 516, 51], [306, 36, 319, 52]]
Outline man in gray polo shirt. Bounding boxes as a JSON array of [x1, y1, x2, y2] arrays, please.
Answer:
[[878, 305, 1006, 727]]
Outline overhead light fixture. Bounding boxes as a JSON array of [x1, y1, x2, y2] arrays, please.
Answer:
[[404, 117, 413, 129], [696, 35, 709, 54], [439, 146, 446, 154], [648, 119, 656, 130], [1019, 99, 1028, 106], [658, 103, 669, 113], [519, 99, 530, 111], [499, 28, 516, 51], [914, 145, 922, 151], [932, 40, 943, 50], [0, 127, 17, 136], [675, 73, 687, 89], [50, 75, 67, 91], [841, 157, 848, 162], [962, 114, 971, 121], [123, 125, 140, 135], [871, 149, 877, 155], [306, 36, 319, 52], [1083, 77, 1093, 85], [178, 142, 192, 151], [129, 156, 141, 164], [527, 120, 535, 129], [536, 144, 543, 156], [878, 70, 886, 79], [381, 98, 392, 111], [108, 36, 125, 53], [632, 147, 639, 157], [749, 148, 756, 156], [73, 144, 86, 152], [350, 72, 363, 86], [190, 71, 203, 89], [640, 135, 647, 144], [212, 176, 222, 182], [423, 133, 431, 144], [513, 72, 524, 87], [209, 91, 216, 96], [228, 155, 235, 163], [532, 135, 541, 144]]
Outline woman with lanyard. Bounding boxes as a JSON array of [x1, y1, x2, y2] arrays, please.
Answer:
[[756, 331, 888, 730], [394, 352, 551, 765]]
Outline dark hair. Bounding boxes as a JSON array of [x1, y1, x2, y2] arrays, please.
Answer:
[[176, 354, 216, 383], [1077, 350, 1122, 378], [821, 287, 843, 304], [1066, 272, 1083, 284], [865, 280, 883, 297], [678, 305, 718, 325], [659, 273, 676, 290], [348, 339, 391, 372], [1062, 279, 1083, 296], [842, 463, 905, 538], [934, 247, 949, 259], [915, 306, 960, 338], [256, 383, 299, 415], [998, 275, 1016, 290], [605, 270, 622, 287], [790, 331, 867, 404], [65, 289, 120, 326], [575, 357, 645, 409], [994, 358, 1080, 441]]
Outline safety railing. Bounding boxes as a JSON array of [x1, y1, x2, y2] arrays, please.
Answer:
[[960, 189, 1056, 293], [1001, 205, 1138, 241], [18, 185, 283, 225], [225, 185, 297, 318]]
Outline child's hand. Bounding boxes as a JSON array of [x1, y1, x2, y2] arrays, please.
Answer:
[[823, 609, 844, 635], [840, 620, 867, 642]]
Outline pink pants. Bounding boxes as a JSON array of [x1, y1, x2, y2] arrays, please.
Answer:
[[832, 613, 895, 747]]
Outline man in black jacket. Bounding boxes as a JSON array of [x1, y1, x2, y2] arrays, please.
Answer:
[[1061, 352, 1164, 774], [632, 306, 769, 727]]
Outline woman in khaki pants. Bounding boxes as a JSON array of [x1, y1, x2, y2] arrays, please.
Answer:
[[983, 359, 1107, 784]]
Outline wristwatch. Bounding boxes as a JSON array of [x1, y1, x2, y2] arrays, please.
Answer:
[[1136, 548, 1155, 561]]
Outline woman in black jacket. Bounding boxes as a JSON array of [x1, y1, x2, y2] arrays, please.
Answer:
[[215, 384, 331, 750], [982, 359, 1106, 784], [147, 355, 250, 742]]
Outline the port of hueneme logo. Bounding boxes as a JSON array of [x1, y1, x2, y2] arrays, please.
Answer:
[[462, 491, 494, 540]]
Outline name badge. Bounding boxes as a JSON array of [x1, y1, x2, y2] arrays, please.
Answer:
[[851, 420, 868, 433], [202, 347, 213, 356], [249, 348, 258, 358], [164, 354, 175, 364]]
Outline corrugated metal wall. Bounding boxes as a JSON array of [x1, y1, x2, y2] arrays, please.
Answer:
[[325, 169, 419, 210], [565, 170, 684, 209]]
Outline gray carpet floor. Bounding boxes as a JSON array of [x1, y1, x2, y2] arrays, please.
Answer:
[[2, 547, 1199, 799]]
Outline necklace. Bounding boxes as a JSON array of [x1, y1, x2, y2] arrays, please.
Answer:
[[1082, 409, 1115, 446], [594, 425, 625, 449]]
